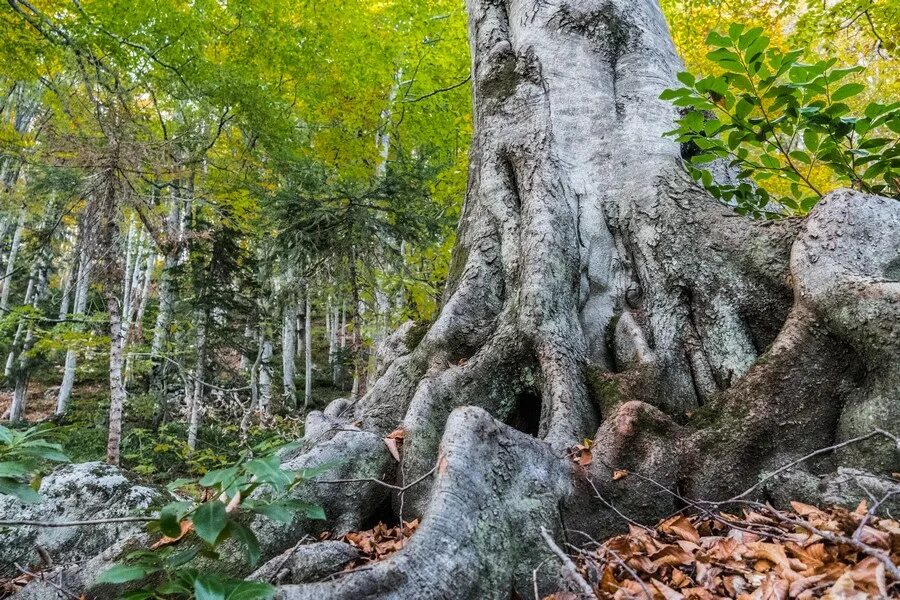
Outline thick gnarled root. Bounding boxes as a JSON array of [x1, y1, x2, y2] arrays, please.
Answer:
[[276, 407, 577, 600]]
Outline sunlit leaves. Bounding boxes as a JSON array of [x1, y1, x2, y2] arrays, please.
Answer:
[[662, 23, 900, 217]]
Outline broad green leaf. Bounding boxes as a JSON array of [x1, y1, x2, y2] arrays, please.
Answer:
[[96, 564, 153, 584], [226, 521, 261, 566], [225, 581, 276, 600], [193, 501, 228, 545], [0, 477, 41, 503], [199, 466, 239, 488], [195, 576, 227, 600], [831, 83, 864, 102], [676, 72, 695, 87], [0, 462, 28, 478], [159, 501, 193, 538]]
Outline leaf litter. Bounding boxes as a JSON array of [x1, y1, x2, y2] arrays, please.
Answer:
[[546, 501, 899, 599]]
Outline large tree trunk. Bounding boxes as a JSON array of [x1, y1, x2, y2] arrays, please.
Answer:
[[19, 1, 899, 597]]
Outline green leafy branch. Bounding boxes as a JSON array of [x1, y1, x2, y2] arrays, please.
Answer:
[[97, 448, 333, 600], [661, 23, 900, 217], [0, 423, 70, 503]]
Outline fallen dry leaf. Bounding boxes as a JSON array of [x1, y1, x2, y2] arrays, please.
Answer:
[[541, 499, 900, 600], [383, 437, 401, 462], [150, 519, 193, 549]]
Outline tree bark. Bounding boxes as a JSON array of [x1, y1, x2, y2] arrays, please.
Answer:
[[56, 227, 92, 415], [0, 207, 25, 313], [304, 286, 313, 410], [282, 301, 298, 408], [187, 310, 209, 453], [259, 338, 273, 416], [7, 249, 49, 421]]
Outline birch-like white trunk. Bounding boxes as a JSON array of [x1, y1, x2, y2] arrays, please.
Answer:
[[7, 253, 49, 421], [4, 274, 35, 378], [304, 287, 313, 410], [281, 302, 297, 407], [119, 220, 138, 366], [239, 322, 253, 372], [0, 208, 25, 312], [132, 251, 155, 342], [57, 233, 76, 320], [258, 338, 273, 415], [187, 313, 208, 453], [105, 287, 126, 465], [56, 240, 92, 414]]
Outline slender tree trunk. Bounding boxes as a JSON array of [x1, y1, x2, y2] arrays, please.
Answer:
[[149, 189, 184, 420], [120, 218, 137, 334], [258, 338, 273, 415], [187, 311, 208, 453], [7, 251, 49, 421], [240, 322, 254, 372], [56, 232, 92, 414], [57, 235, 75, 320], [105, 272, 126, 466], [99, 163, 126, 466], [303, 286, 313, 410], [281, 301, 298, 407], [4, 274, 34, 378], [132, 251, 155, 342], [0, 207, 25, 312]]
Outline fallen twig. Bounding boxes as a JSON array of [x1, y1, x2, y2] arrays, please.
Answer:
[[13, 563, 79, 600], [314, 465, 436, 493], [0, 515, 157, 528], [540, 526, 597, 599]]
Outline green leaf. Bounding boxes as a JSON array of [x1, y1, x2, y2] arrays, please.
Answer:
[[168, 547, 201, 568], [225, 581, 276, 600], [738, 26, 763, 50], [195, 575, 227, 600], [302, 502, 327, 520], [676, 72, 695, 87], [166, 478, 195, 492], [199, 466, 239, 488], [690, 154, 718, 164], [159, 501, 192, 538], [227, 521, 261, 566], [96, 564, 152, 584], [245, 456, 292, 492], [705, 31, 731, 47], [0, 426, 15, 444], [193, 501, 228, 545], [803, 129, 819, 152], [252, 502, 293, 523], [0, 462, 29, 478], [831, 83, 864, 102], [760, 154, 781, 169], [0, 477, 41, 503]]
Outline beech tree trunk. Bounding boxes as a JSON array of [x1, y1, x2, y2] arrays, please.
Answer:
[[56, 228, 92, 414], [303, 286, 313, 410], [20, 1, 899, 598], [0, 207, 25, 312], [187, 311, 209, 453], [282, 301, 298, 407]]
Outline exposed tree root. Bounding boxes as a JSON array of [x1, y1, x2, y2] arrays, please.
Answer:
[[275, 407, 576, 600]]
